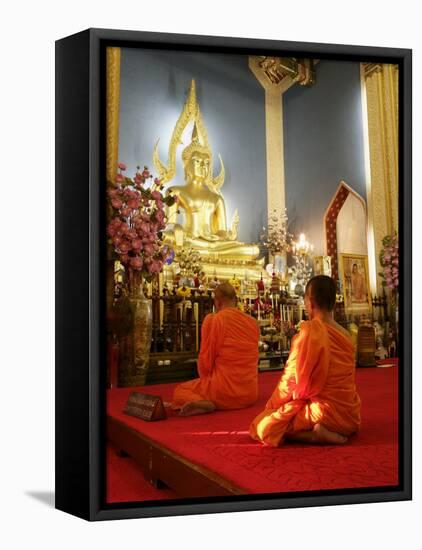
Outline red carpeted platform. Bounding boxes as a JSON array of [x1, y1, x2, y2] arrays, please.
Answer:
[[107, 443, 178, 502], [107, 364, 398, 502]]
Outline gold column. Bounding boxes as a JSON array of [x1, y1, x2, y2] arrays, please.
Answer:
[[264, 90, 286, 218], [249, 57, 316, 227], [106, 47, 121, 303], [106, 47, 121, 186], [361, 63, 399, 293]]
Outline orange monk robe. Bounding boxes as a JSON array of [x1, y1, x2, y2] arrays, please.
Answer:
[[172, 308, 260, 410], [250, 318, 361, 446]]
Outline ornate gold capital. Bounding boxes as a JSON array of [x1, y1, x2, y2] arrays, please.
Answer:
[[250, 56, 316, 91], [362, 63, 383, 79]]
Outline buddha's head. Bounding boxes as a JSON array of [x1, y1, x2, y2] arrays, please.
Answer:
[[182, 124, 212, 184]]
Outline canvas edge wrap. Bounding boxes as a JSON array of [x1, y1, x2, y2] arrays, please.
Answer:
[[55, 28, 412, 522], [400, 47, 412, 503], [55, 29, 92, 520]]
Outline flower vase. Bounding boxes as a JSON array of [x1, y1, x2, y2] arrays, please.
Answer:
[[129, 283, 152, 385]]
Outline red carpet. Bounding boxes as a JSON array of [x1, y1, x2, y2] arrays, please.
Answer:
[[107, 443, 178, 503], [107, 365, 398, 502]]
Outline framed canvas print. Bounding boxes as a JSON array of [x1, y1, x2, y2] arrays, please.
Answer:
[[55, 28, 412, 521]]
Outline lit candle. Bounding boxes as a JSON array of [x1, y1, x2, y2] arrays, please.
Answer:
[[159, 299, 164, 330], [159, 272, 163, 296], [194, 302, 199, 352]]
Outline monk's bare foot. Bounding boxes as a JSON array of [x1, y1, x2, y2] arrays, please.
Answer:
[[312, 423, 348, 445], [179, 400, 216, 417]]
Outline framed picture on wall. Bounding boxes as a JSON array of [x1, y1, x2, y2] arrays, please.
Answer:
[[340, 253, 372, 313], [313, 255, 332, 277], [56, 28, 412, 521]]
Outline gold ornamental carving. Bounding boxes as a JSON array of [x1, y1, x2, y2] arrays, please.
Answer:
[[362, 63, 383, 79], [256, 56, 316, 87]]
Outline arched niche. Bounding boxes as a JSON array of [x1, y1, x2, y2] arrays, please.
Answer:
[[324, 181, 367, 283]]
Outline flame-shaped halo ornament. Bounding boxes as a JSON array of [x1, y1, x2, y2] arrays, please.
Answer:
[[153, 79, 225, 194]]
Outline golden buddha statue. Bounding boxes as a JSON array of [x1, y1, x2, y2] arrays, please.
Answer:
[[154, 80, 264, 279], [163, 126, 259, 260]]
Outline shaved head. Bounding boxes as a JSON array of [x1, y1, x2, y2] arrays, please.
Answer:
[[305, 275, 336, 312], [214, 282, 237, 308]]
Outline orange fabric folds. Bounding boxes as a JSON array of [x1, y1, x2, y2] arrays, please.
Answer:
[[172, 308, 260, 410], [250, 319, 361, 447]]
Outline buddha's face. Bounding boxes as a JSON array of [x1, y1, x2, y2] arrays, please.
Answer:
[[187, 152, 210, 182]]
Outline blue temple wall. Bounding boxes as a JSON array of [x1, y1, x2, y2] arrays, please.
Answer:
[[118, 49, 366, 252]]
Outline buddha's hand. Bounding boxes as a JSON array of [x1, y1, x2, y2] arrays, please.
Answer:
[[202, 233, 220, 241], [215, 230, 229, 240]]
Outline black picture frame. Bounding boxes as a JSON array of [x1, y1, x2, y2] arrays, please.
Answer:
[[55, 28, 412, 521]]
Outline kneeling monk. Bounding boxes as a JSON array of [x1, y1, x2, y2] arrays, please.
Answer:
[[172, 282, 260, 416], [250, 275, 361, 446]]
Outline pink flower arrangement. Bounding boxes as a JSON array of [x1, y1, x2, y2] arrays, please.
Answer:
[[379, 232, 399, 291], [107, 163, 176, 283]]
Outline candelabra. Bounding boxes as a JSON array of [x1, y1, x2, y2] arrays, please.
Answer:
[[289, 233, 314, 296]]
